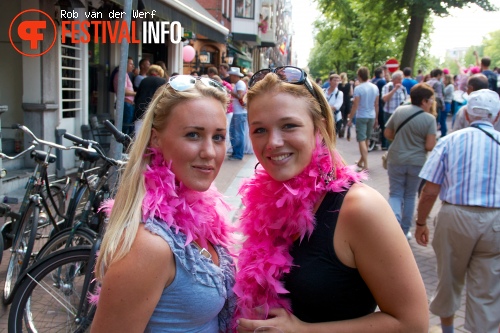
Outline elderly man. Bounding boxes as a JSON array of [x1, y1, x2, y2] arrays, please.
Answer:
[[381, 70, 407, 149], [451, 74, 500, 131], [416, 89, 500, 333]]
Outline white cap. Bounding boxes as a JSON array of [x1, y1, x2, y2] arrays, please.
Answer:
[[466, 89, 500, 118]]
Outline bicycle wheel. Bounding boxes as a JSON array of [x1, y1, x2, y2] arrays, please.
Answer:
[[41, 184, 66, 226], [3, 203, 40, 305], [8, 247, 96, 333], [368, 139, 376, 152], [0, 233, 4, 265], [36, 227, 96, 259], [65, 185, 91, 229], [34, 184, 66, 258]]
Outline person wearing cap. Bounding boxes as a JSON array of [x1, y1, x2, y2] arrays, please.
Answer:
[[227, 67, 247, 160], [416, 89, 500, 333], [450, 74, 500, 132]]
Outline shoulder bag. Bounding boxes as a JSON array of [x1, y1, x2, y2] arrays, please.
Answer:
[[382, 110, 425, 169]]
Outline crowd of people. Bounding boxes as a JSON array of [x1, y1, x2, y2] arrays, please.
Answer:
[[112, 58, 257, 159], [95, 54, 500, 333]]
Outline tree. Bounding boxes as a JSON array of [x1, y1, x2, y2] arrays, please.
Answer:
[[483, 30, 500, 67], [315, 0, 497, 70], [309, 0, 412, 78]]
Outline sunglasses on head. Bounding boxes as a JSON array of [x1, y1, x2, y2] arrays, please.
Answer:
[[248, 66, 317, 98], [168, 75, 225, 92]]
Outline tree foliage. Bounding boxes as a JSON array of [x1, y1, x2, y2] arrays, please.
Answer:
[[310, 0, 497, 74], [484, 30, 500, 67]]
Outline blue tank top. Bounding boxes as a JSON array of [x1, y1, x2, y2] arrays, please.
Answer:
[[143, 218, 236, 332], [283, 190, 377, 322]]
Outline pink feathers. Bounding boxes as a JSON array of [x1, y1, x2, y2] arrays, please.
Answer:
[[233, 137, 365, 323], [141, 148, 233, 249]]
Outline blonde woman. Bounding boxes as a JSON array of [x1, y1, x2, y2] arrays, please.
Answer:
[[338, 72, 353, 137], [234, 67, 428, 332], [91, 76, 235, 332]]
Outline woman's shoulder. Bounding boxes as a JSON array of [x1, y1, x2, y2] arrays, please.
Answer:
[[134, 224, 174, 263], [340, 183, 393, 228], [339, 183, 406, 247], [107, 224, 174, 287]]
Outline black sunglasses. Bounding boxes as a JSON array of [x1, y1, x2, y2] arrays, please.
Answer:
[[248, 66, 317, 98]]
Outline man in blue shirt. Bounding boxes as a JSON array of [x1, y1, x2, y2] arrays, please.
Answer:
[[416, 89, 500, 333], [402, 67, 417, 94]]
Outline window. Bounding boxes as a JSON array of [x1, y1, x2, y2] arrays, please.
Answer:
[[235, 0, 254, 19]]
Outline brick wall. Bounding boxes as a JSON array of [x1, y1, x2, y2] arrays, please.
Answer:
[[196, 0, 231, 29]]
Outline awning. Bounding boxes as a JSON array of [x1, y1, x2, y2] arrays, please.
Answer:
[[228, 44, 245, 56], [235, 57, 252, 69], [111, 0, 229, 43], [232, 33, 261, 47]]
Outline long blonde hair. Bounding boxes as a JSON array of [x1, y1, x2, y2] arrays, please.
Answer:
[[246, 73, 337, 155], [340, 72, 348, 85], [95, 80, 229, 279]]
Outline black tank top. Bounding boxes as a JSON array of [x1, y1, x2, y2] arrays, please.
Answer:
[[283, 190, 377, 323]]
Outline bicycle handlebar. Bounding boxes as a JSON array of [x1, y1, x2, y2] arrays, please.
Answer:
[[12, 124, 96, 154], [103, 120, 132, 147], [64, 131, 126, 167], [63, 132, 99, 149], [0, 144, 36, 160]]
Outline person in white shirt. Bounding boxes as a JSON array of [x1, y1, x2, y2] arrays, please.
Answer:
[[323, 74, 344, 136]]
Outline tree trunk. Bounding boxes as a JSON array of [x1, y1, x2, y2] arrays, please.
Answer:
[[400, 11, 426, 70]]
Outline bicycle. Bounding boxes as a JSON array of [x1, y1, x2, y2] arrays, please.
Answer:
[[368, 126, 381, 152], [8, 244, 99, 333], [0, 124, 95, 304], [7, 121, 131, 332], [36, 127, 128, 259]]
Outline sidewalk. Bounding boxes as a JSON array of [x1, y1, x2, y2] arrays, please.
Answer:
[[0, 134, 467, 332]]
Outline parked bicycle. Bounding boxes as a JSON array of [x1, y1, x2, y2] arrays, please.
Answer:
[[36, 127, 129, 259], [8, 121, 131, 332], [0, 124, 96, 304], [368, 126, 382, 152]]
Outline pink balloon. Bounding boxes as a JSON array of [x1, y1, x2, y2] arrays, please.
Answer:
[[183, 45, 195, 62]]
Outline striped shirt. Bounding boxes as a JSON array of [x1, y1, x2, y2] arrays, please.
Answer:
[[419, 121, 500, 207], [381, 82, 407, 114]]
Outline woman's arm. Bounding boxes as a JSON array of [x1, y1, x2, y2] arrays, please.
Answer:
[[384, 127, 395, 141], [347, 96, 360, 126], [91, 225, 174, 333], [425, 134, 437, 151], [238, 184, 429, 333]]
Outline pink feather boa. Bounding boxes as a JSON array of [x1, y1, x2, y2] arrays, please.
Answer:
[[141, 148, 233, 249], [89, 148, 233, 305], [233, 138, 366, 321]]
